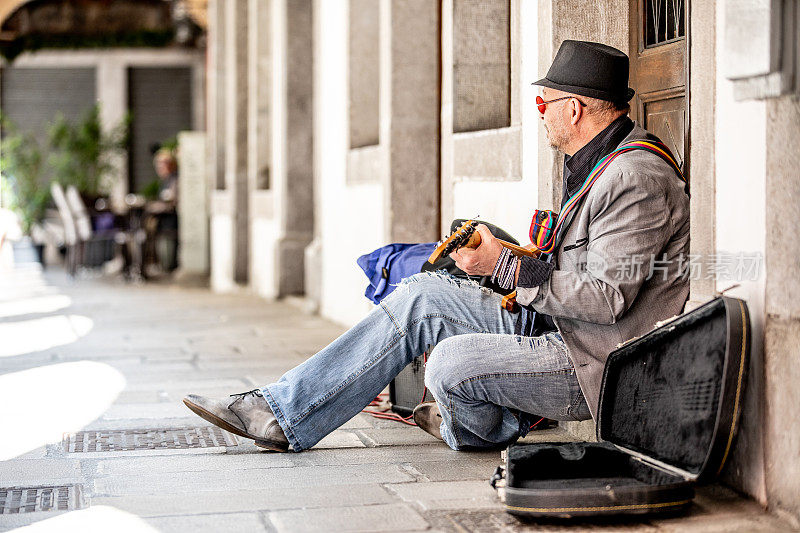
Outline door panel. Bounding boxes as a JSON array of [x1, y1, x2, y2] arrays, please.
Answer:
[[642, 92, 686, 168], [629, 0, 688, 177], [632, 45, 685, 95]]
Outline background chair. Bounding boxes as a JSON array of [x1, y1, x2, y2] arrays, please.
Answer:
[[50, 182, 79, 276], [65, 185, 117, 269], [51, 183, 120, 277]]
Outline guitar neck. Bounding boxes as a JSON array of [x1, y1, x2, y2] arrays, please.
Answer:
[[428, 221, 538, 263], [465, 233, 535, 258], [498, 239, 536, 257]]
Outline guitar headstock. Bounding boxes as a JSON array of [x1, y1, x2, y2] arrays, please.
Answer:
[[428, 220, 481, 263]]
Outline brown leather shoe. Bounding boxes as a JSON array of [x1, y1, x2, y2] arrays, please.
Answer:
[[413, 402, 443, 440], [183, 389, 289, 452]]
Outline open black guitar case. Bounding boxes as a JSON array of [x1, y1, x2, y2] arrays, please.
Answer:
[[493, 295, 750, 518]]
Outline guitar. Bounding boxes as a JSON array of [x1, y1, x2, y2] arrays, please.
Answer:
[[428, 220, 537, 312], [428, 220, 536, 263]]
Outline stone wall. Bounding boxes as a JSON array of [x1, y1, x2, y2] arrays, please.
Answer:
[[386, 0, 440, 244], [443, 0, 536, 239], [348, 0, 380, 149], [452, 0, 510, 133], [764, 94, 800, 521]]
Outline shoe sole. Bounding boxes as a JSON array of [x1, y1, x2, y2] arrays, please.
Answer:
[[182, 398, 289, 452], [412, 404, 444, 441]]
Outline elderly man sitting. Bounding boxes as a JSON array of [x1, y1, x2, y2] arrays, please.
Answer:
[[183, 40, 689, 453]]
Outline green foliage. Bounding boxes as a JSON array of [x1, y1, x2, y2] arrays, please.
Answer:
[[0, 173, 13, 207], [140, 178, 162, 200], [0, 115, 51, 234], [47, 105, 130, 197]]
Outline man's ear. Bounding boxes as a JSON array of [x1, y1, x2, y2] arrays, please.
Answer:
[[569, 98, 583, 126]]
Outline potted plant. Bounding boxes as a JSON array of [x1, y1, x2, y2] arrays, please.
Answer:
[[0, 115, 50, 261], [47, 104, 130, 204]]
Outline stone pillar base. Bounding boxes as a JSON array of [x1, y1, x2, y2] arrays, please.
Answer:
[[276, 234, 312, 297]]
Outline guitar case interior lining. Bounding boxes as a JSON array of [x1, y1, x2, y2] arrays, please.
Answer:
[[497, 296, 750, 518]]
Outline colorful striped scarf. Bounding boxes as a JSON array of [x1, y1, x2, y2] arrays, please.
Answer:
[[529, 139, 685, 254]]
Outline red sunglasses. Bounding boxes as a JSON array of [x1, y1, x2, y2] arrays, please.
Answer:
[[536, 95, 587, 114]]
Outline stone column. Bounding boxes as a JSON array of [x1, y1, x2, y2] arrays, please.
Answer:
[[177, 131, 208, 277], [96, 57, 128, 209], [208, 0, 234, 291], [248, 0, 271, 195], [304, 0, 326, 312], [276, 0, 314, 296], [207, 0, 226, 192], [688, 0, 717, 304], [385, 0, 441, 243], [246, 0, 275, 298], [224, 0, 250, 284]]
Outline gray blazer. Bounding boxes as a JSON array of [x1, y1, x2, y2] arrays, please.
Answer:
[[517, 124, 690, 418]]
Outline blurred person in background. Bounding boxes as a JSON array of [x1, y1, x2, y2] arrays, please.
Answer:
[[143, 147, 179, 276]]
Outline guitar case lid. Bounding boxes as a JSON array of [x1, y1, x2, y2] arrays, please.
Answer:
[[596, 296, 750, 483]]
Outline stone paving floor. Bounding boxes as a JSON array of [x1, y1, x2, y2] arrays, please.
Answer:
[[0, 259, 797, 532]]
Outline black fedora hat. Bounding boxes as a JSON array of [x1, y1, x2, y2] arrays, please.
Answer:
[[533, 40, 635, 103]]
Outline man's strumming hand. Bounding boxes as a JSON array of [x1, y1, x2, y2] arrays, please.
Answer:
[[449, 224, 504, 276]]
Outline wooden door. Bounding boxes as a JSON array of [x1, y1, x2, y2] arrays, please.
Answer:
[[629, 0, 688, 180]]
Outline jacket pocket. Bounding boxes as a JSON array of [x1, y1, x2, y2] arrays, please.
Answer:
[[563, 236, 588, 252]]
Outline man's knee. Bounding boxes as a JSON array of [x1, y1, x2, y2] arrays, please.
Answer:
[[425, 335, 472, 396]]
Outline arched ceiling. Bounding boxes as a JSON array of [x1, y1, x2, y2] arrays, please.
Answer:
[[0, 0, 206, 29], [0, 0, 27, 27]]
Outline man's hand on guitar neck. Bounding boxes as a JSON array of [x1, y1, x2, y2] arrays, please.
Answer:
[[449, 224, 504, 277]]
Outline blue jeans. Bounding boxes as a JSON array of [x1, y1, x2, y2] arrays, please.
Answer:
[[261, 272, 590, 451]]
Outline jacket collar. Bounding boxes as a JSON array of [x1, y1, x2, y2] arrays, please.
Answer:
[[563, 115, 634, 200]]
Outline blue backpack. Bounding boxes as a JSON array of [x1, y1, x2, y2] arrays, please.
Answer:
[[357, 242, 436, 304]]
